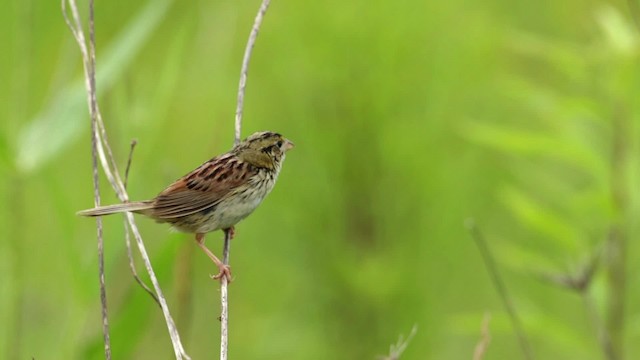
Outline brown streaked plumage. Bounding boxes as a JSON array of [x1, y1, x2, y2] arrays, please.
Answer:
[[78, 131, 294, 282]]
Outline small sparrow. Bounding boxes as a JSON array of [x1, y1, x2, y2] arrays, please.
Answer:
[[78, 131, 294, 282]]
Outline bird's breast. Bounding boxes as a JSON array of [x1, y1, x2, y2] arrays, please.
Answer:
[[194, 170, 278, 233]]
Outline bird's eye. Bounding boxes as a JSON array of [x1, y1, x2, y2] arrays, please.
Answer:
[[276, 140, 283, 148]]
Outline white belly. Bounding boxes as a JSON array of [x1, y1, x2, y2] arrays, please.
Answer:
[[194, 174, 277, 233]]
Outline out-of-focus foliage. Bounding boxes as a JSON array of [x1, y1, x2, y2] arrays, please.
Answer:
[[1, 0, 639, 359]]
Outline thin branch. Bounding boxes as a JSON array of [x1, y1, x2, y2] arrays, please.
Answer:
[[123, 139, 160, 306], [126, 212, 191, 359], [124, 139, 137, 189], [234, 0, 271, 145], [124, 223, 161, 306], [584, 292, 617, 360], [97, 107, 127, 193], [377, 325, 418, 360], [536, 246, 601, 293], [536, 247, 615, 359], [221, 1, 273, 358], [465, 219, 534, 360], [87, 0, 112, 354], [62, 0, 189, 358], [95, 91, 190, 359], [605, 109, 629, 360], [220, 229, 232, 360], [473, 313, 492, 360], [62, 0, 111, 357]]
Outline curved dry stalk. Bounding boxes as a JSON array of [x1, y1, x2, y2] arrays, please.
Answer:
[[222, 1, 272, 359], [124, 140, 160, 306], [234, 0, 271, 145], [124, 221, 161, 306], [378, 325, 418, 360], [473, 313, 492, 360], [61, 0, 110, 358], [62, 0, 189, 358]]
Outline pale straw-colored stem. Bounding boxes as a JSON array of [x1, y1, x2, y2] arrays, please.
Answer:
[[223, 1, 272, 358], [62, 0, 189, 358]]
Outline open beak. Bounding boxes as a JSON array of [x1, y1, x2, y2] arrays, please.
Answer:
[[283, 138, 295, 151]]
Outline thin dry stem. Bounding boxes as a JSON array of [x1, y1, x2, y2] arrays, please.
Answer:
[[378, 325, 418, 360], [62, 0, 111, 357], [222, 1, 273, 358], [220, 229, 232, 360], [234, 0, 271, 145], [473, 313, 492, 360], [63, 0, 189, 358], [97, 108, 127, 193], [123, 140, 160, 306], [536, 250, 615, 360], [124, 222, 161, 306], [126, 212, 190, 359], [124, 139, 137, 189], [465, 219, 534, 360]]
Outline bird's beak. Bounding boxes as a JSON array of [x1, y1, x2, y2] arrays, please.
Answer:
[[283, 139, 295, 151]]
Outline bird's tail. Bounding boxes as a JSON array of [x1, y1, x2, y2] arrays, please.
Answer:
[[76, 201, 153, 217]]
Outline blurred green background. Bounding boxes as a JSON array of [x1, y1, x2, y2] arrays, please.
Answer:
[[2, 0, 640, 358]]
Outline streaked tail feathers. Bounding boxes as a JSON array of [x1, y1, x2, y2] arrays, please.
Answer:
[[76, 201, 153, 217]]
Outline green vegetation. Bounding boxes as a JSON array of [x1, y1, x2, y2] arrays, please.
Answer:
[[1, 0, 639, 359]]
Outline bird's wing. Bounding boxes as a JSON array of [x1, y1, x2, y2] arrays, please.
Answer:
[[150, 154, 258, 219]]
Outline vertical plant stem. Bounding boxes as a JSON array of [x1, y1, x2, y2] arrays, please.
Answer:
[[85, 0, 112, 357], [222, 0, 272, 358], [62, 0, 189, 357], [234, 0, 271, 145], [466, 219, 534, 360], [220, 229, 232, 360], [583, 291, 617, 360], [606, 108, 629, 358]]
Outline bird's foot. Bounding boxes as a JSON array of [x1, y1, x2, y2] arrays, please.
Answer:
[[211, 263, 232, 283]]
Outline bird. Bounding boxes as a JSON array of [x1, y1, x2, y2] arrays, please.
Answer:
[[77, 131, 294, 282]]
